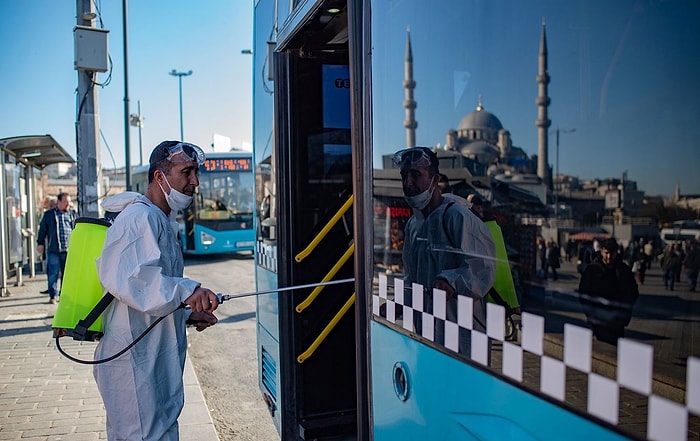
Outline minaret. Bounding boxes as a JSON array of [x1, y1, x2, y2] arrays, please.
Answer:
[[403, 28, 417, 148], [536, 19, 551, 184]]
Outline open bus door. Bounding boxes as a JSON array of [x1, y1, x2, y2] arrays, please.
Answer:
[[254, 2, 358, 439]]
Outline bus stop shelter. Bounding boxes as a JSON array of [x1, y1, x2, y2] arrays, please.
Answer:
[[0, 135, 75, 296]]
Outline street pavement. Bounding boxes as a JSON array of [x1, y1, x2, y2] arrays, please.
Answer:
[[0, 273, 219, 441]]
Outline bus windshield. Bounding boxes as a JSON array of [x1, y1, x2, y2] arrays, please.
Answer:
[[195, 156, 254, 222]]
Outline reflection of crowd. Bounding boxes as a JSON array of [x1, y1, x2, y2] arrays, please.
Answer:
[[660, 240, 699, 292], [578, 238, 639, 345]]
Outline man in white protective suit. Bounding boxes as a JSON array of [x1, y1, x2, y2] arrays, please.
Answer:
[[395, 147, 496, 356], [94, 140, 220, 441]]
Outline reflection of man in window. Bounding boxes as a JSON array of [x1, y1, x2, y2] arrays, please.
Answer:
[[396, 147, 495, 354]]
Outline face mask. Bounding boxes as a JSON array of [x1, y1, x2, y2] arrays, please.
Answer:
[[158, 172, 193, 211], [404, 178, 435, 210]]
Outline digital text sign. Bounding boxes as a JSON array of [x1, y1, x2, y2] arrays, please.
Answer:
[[202, 158, 252, 172]]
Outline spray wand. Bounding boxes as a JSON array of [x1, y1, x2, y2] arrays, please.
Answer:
[[56, 278, 355, 365]]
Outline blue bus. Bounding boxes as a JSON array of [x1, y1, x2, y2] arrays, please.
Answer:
[[252, 1, 700, 440], [133, 150, 255, 255]]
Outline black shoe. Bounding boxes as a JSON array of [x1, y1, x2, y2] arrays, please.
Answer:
[[40, 289, 49, 294]]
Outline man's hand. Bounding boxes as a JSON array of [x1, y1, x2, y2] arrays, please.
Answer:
[[187, 311, 218, 332], [37, 244, 44, 255], [434, 278, 456, 299], [185, 287, 219, 313]]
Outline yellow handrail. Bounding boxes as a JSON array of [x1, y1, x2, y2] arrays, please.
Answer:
[[295, 243, 354, 313], [294, 195, 353, 263], [297, 293, 356, 364]]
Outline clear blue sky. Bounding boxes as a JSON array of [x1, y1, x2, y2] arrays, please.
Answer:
[[2, 1, 698, 198], [370, 0, 700, 198], [0, 0, 252, 169]]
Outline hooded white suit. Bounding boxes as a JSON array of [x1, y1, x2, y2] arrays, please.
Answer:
[[403, 197, 496, 354], [94, 195, 199, 441]]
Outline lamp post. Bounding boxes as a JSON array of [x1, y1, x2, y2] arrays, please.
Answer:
[[552, 127, 576, 219], [129, 100, 144, 166], [169, 69, 193, 141]]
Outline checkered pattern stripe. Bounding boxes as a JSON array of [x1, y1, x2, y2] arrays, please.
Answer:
[[256, 241, 277, 272], [373, 274, 699, 441]]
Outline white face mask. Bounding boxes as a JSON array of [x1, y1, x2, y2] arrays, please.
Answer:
[[404, 178, 435, 210], [158, 172, 193, 211]]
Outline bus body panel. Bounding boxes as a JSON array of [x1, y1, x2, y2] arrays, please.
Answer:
[[255, 264, 281, 431], [186, 223, 254, 255], [371, 321, 629, 441]]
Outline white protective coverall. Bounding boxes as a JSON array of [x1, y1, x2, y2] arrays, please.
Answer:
[[94, 195, 199, 441], [402, 197, 496, 353]]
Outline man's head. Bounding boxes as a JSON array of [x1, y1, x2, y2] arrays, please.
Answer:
[[56, 193, 71, 212], [146, 141, 205, 213], [437, 173, 452, 194], [600, 238, 619, 265], [148, 141, 205, 183], [467, 193, 484, 218], [393, 147, 441, 212]]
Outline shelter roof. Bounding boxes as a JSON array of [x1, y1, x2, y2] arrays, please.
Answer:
[[0, 135, 75, 169]]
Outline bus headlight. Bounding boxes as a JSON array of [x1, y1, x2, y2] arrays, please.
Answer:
[[200, 231, 215, 245]]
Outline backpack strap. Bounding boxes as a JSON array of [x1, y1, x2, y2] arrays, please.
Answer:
[[72, 292, 114, 341]]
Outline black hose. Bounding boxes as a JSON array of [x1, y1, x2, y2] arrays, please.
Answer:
[[54, 313, 170, 365]]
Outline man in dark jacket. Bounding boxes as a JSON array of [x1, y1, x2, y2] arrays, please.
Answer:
[[36, 193, 75, 303], [684, 241, 700, 292], [578, 238, 639, 345]]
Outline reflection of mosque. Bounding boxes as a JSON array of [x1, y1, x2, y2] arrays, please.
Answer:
[[393, 24, 553, 214]]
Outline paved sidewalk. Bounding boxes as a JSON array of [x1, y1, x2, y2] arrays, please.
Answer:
[[0, 273, 219, 441]]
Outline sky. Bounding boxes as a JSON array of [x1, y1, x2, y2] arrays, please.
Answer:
[[369, 0, 700, 198], [1, 1, 698, 198], [0, 0, 253, 170]]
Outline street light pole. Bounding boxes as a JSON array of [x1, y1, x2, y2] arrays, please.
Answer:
[[169, 69, 193, 141], [129, 100, 144, 166], [552, 127, 576, 220]]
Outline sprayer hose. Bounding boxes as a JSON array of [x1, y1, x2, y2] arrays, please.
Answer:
[[54, 314, 168, 365]]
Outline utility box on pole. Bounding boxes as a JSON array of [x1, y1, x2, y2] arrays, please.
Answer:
[[74, 26, 109, 72]]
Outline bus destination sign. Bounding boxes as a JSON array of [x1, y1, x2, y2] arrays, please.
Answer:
[[203, 158, 252, 172]]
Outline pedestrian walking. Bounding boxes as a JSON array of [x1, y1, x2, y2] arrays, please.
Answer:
[[36, 192, 75, 303], [683, 241, 700, 291], [547, 240, 561, 281], [661, 244, 682, 291], [578, 238, 639, 345]]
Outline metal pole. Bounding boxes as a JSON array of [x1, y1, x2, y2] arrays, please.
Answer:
[[551, 127, 575, 220], [177, 75, 184, 141], [169, 70, 193, 141], [137, 100, 143, 166], [555, 128, 559, 219], [76, 0, 101, 218], [123, 0, 131, 190]]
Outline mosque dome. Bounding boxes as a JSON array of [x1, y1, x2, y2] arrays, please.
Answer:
[[457, 102, 504, 132]]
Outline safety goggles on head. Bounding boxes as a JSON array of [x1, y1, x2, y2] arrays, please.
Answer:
[[392, 147, 433, 168], [166, 142, 206, 165]]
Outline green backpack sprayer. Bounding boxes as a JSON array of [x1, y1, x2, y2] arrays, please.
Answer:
[[51, 215, 197, 365], [52, 217, 111, 342]]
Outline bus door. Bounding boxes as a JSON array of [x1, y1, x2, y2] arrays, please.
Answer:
[[256, 2, 356, 439]]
